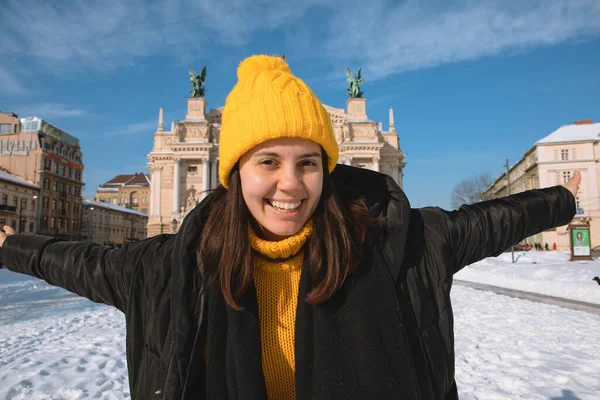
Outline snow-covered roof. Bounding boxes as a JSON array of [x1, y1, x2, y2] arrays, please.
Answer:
[[0, 170, 39, 190], [82, 197, 148, 217], [537, 122, 600, 144]]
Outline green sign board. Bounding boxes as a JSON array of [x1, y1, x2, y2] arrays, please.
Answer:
[[572, 228, 590, 256]]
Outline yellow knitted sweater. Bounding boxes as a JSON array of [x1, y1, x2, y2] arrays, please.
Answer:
[[249, 222, 313, 400]]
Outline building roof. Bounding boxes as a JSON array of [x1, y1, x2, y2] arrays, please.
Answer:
[[0, 169, 39, 190], [20, 116, 80, 147], [83, 197, 148, 217], [537, 121, 600, 144], [99, 172, 150, 189]]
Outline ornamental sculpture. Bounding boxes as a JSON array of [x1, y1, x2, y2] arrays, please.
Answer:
[[189, 66, 207, 97], [346, 67, 364, 98]]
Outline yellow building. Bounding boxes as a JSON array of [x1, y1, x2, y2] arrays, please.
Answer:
[[81, 197, 148, 247], [483, 119, 599, 250], [0, 168, 40, 233], [96, 173, 150, 215]]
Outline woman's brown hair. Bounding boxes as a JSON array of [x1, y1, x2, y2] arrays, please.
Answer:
[[200, 153, 373, 310]]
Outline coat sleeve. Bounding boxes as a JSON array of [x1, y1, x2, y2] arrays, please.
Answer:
[[443, 185, 576, 274], [0, 233, 172, 312]]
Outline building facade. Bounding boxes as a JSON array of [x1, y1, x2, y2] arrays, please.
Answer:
[[146, 96, 406, 236], [3, 116, 85, 239], [0, 169, 40, 233], [483, 120, 599, 250], [96, 173, 151, 214], [81, 198, 148, 246]]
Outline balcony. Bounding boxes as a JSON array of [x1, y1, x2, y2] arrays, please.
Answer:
[[0, 205, 17, 213]]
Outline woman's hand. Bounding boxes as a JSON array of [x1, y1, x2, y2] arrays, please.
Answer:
[[0, 225, 15, 247], [563, 170, 581, 199]]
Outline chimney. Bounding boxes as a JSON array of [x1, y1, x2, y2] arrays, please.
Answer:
[[575, 119, 593, 125]]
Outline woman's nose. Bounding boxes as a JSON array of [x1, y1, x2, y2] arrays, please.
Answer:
[[277, 166, 301, 190]]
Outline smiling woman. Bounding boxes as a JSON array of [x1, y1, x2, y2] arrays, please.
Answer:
[[0, 54, 580, 400]]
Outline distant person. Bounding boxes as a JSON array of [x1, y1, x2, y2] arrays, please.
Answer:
[[552, 242, 557, 251], [545, 242, 549, 251], [0, 55, 582, 400]]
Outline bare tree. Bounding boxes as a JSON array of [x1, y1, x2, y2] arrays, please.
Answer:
[[451, 173, 494, 209]]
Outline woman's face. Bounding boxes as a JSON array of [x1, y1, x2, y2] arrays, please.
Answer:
[[238, 138, 323, 241]]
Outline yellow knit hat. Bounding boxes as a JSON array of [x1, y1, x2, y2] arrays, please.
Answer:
[[219, 55, 339, 188]]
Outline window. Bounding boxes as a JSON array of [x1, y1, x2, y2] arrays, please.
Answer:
[[66, 201, 70, 212], [52, 199, 56, 210], [0, 124, 13, 134], [50, 217, 55, 228], [2, 194, 7, 205], [133, 197, 139, 204], [561, 149, 569, 161], [54, 162, 59, 173], [13, 196, 18, 207], [29, 222, 34, 232], [68, 167, 72, 178], [563, 171, 571, 184], [60, 183, 65, 194], [67, 184, 71, 195], [43, 216, 48, 228], [44, 159, 52, 170], [53, 181, 58, 192], [22, 199, 27, 210], [188, 166, 197, 173], [44, 178, 50, 190], [61, 165, 65, 176], [60, 218, 65, 229], [44, 197, 49, 209], [31, 200, 35, 211]]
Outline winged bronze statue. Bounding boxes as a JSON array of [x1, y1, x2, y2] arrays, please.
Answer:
[[346, 67, 364, 98], [189, 66, 207, 97]]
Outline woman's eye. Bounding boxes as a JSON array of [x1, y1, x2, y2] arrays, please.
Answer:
[[260, 159, 277, 166], [300, 160, 318, 167]]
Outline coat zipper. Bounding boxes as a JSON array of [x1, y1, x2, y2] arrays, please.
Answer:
[[158, 338, 175, 399]]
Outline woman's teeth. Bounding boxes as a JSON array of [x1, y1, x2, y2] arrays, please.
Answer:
[[269, 200, 302, 211]]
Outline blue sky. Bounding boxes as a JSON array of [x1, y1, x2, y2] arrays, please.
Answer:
[[1, 0, 599, 209]]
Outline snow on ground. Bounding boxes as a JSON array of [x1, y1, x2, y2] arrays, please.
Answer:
[[455, 250, 600, 305], [1, 259, 600, 399]]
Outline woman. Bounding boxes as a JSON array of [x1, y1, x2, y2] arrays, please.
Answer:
[[0, 55, 579, 399]]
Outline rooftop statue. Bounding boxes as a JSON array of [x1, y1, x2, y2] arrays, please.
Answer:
[[346, 67, 364, 98], [189, 66, 207, 97]]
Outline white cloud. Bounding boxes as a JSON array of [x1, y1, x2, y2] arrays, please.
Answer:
[[16, 103, 88, 118], [323, 0, 600, 80], [0, 0, 599, 90]]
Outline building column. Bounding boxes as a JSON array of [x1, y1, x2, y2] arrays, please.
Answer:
[[202, 157, 210, 198], [173, 157, 180, 214], [150, 166, 162, 217], [210, 157, 218, 190], [372, 156, 379, 172]]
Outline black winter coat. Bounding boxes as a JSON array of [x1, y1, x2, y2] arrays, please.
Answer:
[[1, 165, 576, 399]]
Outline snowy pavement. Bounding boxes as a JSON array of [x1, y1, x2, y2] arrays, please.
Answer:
[[1, 250, 600, 399], [455, 250, 600, 305]]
